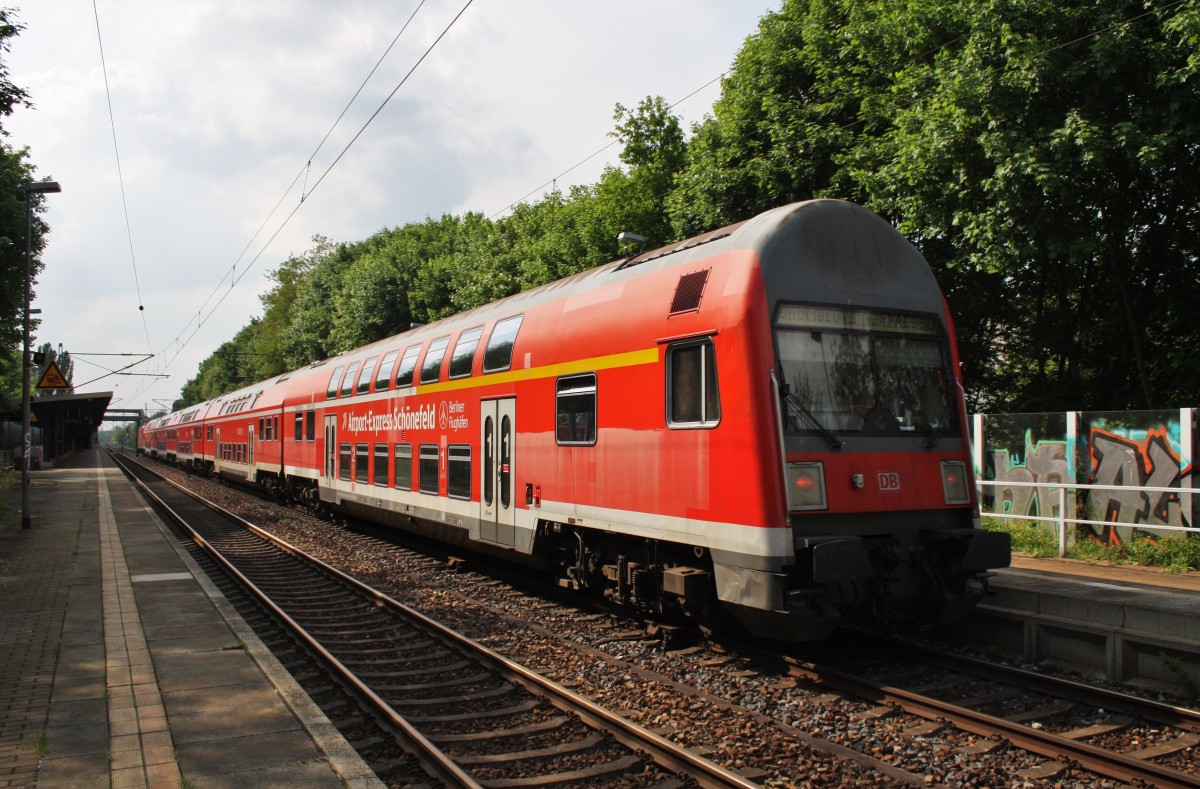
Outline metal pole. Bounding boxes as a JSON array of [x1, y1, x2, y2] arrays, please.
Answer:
[[20, 192, 32, 529], [21, 180, 61, 530]]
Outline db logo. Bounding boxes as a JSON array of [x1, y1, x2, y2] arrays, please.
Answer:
[[878, 471, 902, 491]]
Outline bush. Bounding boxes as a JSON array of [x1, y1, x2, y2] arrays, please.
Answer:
[[982, 516, 1058, 557], [982, 517, 1200, 572]]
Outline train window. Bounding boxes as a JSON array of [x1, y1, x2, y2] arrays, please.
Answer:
[[667, 340, 720, 428], [338, 443, 351, 480], [206, 425, 213, 440], [356, 357, 378, 394], [294, 412, 303, 442], [326, 366, 344, 398], [355, 444, 369, 484], [395, 345, 421, 388], [556, 374, 597, 445], [258, 418, 264, 439], [305, 411, 315, 442], [448, 327, 484, 379], [420, 336, 450, 384], [418, 445, 439, 494], [448, 445, 471, 499], [394, 444, 413, 491], [774, 306, 956, 436], [374, 444, 389, 486], [483, 315, 523, 373], [340, 361, 361, 397], [375, 350, 398, 391]]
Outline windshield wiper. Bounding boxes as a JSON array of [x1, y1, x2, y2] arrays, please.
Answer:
[[783, 388, 844, 450], [924, 377, 961, 449]]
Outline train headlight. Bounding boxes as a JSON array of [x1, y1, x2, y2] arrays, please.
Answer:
[[941, 460, 970, 505], [788, 462, 827, 510]]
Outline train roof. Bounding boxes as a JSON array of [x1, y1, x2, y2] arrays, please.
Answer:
[[155, 199, 937, 424]]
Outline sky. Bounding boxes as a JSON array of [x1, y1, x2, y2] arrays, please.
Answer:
[[6, 0, 778, 420]]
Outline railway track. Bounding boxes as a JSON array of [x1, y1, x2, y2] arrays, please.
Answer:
[[123, 451, 1200, 785], [758, 637, 1200, 787], [112, 451, 757, 788]]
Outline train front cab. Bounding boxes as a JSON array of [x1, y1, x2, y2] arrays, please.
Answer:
[[720, 201, 1010, 641]]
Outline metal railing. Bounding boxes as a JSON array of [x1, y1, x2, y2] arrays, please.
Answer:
[[975, 478, 1198, 557]]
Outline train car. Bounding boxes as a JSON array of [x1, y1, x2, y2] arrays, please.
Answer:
[[147, 200, 1010, 641], [141, 414, 178, 461]]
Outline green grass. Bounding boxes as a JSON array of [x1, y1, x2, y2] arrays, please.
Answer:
[[982, 516, 1200, 572]]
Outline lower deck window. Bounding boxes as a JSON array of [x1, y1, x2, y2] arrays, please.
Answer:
[[338, 443, 351, 481], [448, 446, 471, 499], [395, 444, 413, 490], [373, 444, 389, 486], [355, 444, 369, 484], [418, 445, 439, 494]]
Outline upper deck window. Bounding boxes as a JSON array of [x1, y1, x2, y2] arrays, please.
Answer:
[[356, 357, 378, 394], [775, 304, 956, 437], [375, 350, 398, 391], [326, 366, 344, 398], [448, 327, 484, 379], [420, 336, 450, 384], [340, 361, 361, 397], [395, 345, 421, 388], [483, 315, 523, 373]]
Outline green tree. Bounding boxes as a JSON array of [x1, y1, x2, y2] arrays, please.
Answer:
[[0, 12, 48, 413], [279, 240, 356, 366], [667, 0, 1200, 412]]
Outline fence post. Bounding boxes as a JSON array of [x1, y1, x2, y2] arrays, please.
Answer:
[[1058, 486, 1067, 557]]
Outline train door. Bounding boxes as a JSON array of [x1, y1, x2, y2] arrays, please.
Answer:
[[324, 415, 337, 481], [247, 424, 255, 468], [214, 427, 221, 473], [479, 398, 516, 546]]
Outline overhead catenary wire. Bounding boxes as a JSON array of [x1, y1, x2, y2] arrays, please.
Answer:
[[487, 73, 725, 220], [134, 0, 473, 402], [91, 0, 153, 356], [177, 0, 431, 348], [126, 0, 1183, 409]]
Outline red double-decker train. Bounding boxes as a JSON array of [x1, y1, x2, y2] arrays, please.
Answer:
[[142, 200, 1009, 641]]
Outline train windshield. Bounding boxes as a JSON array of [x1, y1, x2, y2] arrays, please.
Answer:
[[775, 305, 958, 438]]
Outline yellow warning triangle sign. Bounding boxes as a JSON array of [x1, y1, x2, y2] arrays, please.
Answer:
[[37, 361, 69, 389]]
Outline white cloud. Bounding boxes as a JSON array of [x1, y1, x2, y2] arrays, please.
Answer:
[[7, 0, 775, 415]]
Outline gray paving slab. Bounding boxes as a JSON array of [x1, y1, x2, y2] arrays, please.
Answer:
[[1, 448, 383, 789]]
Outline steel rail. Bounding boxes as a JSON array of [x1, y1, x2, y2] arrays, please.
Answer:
[[885, 639, 1200, 732], [784, 656, 1200, 789], [116, 452, 759, 789], [112, 452, 482, 788]]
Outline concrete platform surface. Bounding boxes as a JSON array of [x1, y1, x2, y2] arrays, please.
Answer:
[[974, 556, 1200, 693], [1, 448, 383, 789]]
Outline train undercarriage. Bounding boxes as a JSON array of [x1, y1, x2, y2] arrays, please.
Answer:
[[534, 516, 1010, 642]]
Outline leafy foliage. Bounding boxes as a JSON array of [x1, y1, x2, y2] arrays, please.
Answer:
[[178, 0, 1200, 416], [0, 12, 50, 414]]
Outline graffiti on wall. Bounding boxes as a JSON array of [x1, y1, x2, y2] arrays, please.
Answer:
[[982, 413, 1194, 547], [1083, 426, 1192, 545], [986, 431, 1070, 523]]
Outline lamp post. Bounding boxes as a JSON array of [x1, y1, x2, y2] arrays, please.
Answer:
[[21, 179, 61, 530]]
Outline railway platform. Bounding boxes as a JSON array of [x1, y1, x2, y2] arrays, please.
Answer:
[[0, 447, 382, 789], [973, 555, 1200, 694]]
